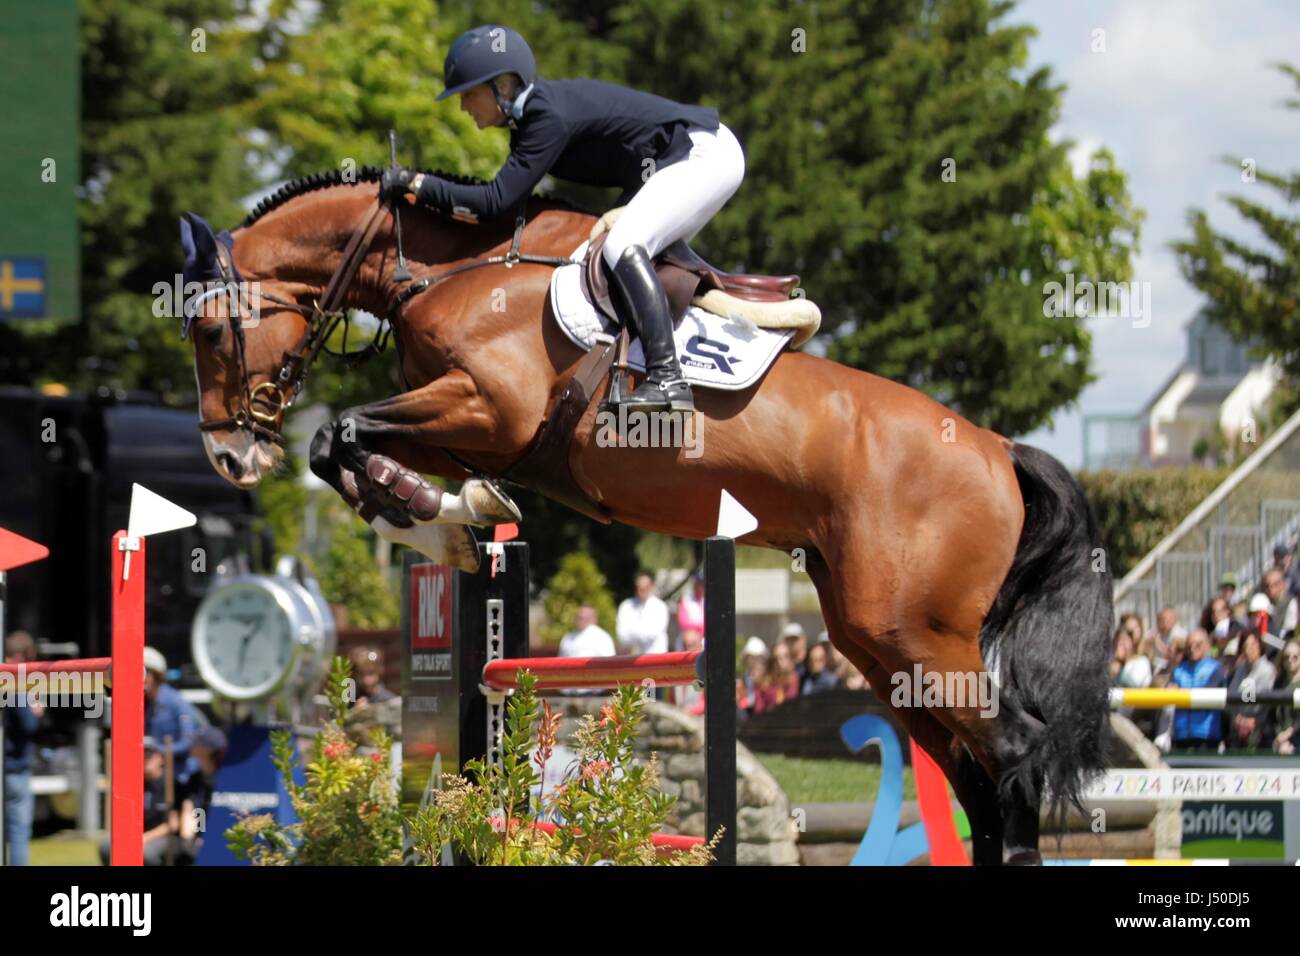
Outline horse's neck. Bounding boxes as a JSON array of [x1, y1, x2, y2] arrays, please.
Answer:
[[406, 201, 591, 262], [390, 204, 594, 379], [247, 192, 590, 316]]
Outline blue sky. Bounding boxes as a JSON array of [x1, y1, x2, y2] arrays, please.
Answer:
[[1011, 0, 1300, 466]]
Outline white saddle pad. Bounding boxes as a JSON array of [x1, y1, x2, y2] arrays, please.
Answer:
[[548, 240, 793, 392]]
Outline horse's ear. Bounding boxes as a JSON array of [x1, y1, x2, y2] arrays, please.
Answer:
[[179, 211, 218, 265], [179, 212, 223, 338], [179, 211, 221, 287]]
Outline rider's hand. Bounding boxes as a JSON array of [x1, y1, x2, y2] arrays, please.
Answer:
[[380, 167, 418, 203]]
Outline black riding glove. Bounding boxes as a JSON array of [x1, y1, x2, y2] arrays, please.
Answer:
[[380, 167, 418, 204]]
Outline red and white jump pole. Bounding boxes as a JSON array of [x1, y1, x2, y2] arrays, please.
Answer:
[[0, 484, 193, 867], [482, 650, 704, 691], [473, 537, 737, 866], [108, 529, 146, 866]]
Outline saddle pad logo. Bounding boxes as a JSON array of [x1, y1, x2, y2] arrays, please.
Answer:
[[548, 248, 792, 393], [681, 335, 736, 375]]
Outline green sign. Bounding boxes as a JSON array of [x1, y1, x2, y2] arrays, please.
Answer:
[[0, 1, 79, 322], [1182, 801, 1286, 859]]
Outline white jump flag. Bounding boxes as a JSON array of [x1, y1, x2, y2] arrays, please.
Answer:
[[716, 489, 758, 540], [120, 483, 197, 579]]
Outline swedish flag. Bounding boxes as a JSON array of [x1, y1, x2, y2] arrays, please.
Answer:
[[0, 257, 46, 319]]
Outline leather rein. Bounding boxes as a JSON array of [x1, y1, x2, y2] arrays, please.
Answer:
[[194, 197, 578, 447]]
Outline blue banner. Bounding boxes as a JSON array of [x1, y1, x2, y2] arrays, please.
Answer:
[[0, 257, 46, 319]]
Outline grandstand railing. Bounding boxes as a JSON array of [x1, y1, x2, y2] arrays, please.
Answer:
[[1114, 407, 1300, 628]]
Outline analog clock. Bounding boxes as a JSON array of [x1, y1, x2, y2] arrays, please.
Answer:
[[192, 573, 330, 702]]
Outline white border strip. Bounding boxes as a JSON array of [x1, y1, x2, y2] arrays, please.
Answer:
[[1084, 769, 1300, 801]]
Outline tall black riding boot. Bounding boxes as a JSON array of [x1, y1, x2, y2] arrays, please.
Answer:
[[608, 244, 694, 414]]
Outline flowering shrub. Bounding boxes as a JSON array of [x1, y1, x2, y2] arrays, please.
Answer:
[[227, 657, 404, 866], [409, 672, 720, 865]]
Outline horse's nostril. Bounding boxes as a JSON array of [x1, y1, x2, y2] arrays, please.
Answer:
[[218, 451, 244, 478]]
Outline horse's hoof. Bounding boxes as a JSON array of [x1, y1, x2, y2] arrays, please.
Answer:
[[462, 478, 522, 525], [440, 523, 482, 572], [370, 518, 481, 573], [1003, 849, 1042, 866]]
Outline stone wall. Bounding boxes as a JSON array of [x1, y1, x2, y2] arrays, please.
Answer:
[[552, 697, 800, 865]]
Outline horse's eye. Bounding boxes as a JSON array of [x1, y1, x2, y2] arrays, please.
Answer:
[[203, 324, 224, 347]]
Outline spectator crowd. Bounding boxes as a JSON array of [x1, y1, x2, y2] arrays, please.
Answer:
[[2, 637, 405, 867], [3, 637, 226, 866], [572, 542, 1300, 750], [556, 566, 868, 721], [1110, 543, 1300, 754]]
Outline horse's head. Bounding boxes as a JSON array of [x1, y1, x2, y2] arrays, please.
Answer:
[[180, 211, 311, 488], [180, 166, 593, 490]]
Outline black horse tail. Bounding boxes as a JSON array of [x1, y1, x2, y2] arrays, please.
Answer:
[[980, 443, 1112, 826]]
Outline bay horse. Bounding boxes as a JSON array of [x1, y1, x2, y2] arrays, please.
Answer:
[[181, 167, 1113, 864]]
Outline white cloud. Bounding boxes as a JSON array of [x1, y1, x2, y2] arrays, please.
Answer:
[[1066, 136, 1104, 178], [1013, 0, 1299, 466]]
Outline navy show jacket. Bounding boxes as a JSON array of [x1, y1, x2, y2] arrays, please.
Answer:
[[416, 77, 721, 220]]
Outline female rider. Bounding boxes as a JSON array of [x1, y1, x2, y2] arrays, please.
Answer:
[[382, 24, 746, 415]]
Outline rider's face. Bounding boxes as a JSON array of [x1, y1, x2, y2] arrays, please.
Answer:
[[460, 84, 505, 129]]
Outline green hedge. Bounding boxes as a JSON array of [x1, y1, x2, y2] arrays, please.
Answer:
[[1077, 468, 1230, 579]]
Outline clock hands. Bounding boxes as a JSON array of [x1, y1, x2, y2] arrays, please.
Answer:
[[236, 615, 268, 677], [199, 577, 326, 702]]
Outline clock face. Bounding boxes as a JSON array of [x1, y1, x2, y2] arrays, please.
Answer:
[[194, 582, 296, 698]]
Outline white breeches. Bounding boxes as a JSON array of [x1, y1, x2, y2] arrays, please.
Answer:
[[602, 122, 746, 268]]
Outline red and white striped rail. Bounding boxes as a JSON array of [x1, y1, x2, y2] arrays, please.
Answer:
[[482, 651, 703, 691]]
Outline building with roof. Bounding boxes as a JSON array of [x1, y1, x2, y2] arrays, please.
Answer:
[[1083, 309, 1281, 469]]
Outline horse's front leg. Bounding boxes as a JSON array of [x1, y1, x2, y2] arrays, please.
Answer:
[[308, 371, 521, 571]]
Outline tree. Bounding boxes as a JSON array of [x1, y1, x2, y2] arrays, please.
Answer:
[[317, 496, 400, 627], [445, 0, 1143, 436], [1173, 63, 1300, 415], [1077, 468, 1230, 579], [0, 0, 266, 398], [235, 0, 646, 579], [540, 551, 618, 645]]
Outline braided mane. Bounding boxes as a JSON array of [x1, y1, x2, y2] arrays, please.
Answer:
[[240, 165, 588, 228]]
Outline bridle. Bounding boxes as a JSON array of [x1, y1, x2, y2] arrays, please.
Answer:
[[190, 193, 578, 448]]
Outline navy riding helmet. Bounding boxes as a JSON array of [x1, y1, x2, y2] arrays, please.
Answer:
[[436, 24, 536, 102]]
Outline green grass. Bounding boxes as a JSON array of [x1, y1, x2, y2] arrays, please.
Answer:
[[1181, 839, 1284, 859], [755, 753, 917, 804], [29, 836, 102, 866]]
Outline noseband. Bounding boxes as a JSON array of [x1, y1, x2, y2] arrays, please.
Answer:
[[192, 194, 578, 448]]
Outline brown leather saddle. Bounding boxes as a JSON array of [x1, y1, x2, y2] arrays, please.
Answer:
[[499, 238, 802, 525], [581, 233, 800, 325]]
